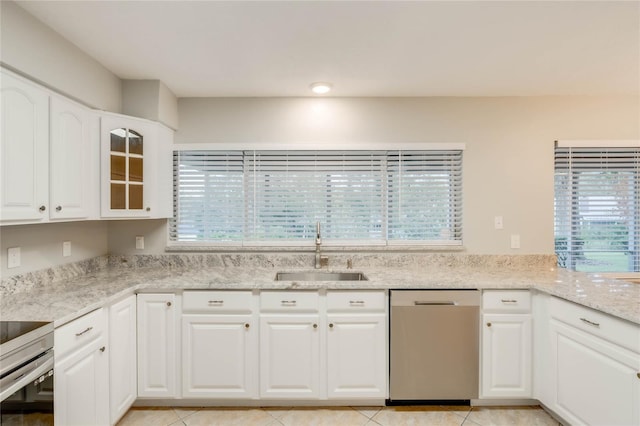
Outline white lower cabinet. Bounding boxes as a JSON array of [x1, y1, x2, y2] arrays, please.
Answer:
[[260, 314, 321, 399], [326, 314, 386, 398], [481, 290, 532, 399], [549, 297, 640, 426], [137, 293, 178, 398], [109, 295, 137, 425], [182, 315, 257, 398], [481, 314, 532, 398], [54, 309, 109, 426]]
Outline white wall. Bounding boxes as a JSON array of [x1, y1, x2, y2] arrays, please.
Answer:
[[122, 80, 179, 129], [0, 222, 108, 277], [174, 96, 640, 254], [0, 1, 121, 112]]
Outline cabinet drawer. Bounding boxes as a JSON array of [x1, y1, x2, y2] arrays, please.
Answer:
[[55, 308, 107, 360], [183, 291, 253, 313], [483, 290, 531, 313], [549, 296, 640, 353], [260, 291, 319, 312], [327, 291, 386, 312]]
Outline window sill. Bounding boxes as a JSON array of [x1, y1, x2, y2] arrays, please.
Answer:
[[165, 245, 466, 253]]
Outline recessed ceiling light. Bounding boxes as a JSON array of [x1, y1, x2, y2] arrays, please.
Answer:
[[310, 82, 332, 95]]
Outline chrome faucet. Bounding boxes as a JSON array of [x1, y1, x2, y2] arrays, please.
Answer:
[[315, 221, 322, 269]]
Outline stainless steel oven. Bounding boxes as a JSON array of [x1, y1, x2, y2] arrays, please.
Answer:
[[0, 321, 54, 425]]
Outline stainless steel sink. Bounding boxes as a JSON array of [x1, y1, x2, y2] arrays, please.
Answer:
[[275, 271, 368, 281]]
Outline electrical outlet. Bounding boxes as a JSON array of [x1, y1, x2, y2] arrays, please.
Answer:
[[8, 247, 21, 268], [135, 236, 144, 250], [63, 241, 71, 257], [494, 216, 503, 229], [511, 234, 521, 249]]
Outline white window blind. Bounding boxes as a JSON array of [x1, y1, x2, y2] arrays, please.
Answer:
[[387, 150, 463, 243], [554, 144, 640, 272], [170, 149, 463, 245]]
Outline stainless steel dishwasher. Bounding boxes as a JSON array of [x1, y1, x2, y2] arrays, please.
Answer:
[[389, 289, 480, 403]]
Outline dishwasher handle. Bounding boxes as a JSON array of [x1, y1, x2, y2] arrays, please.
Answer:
[[414, 301, 456, 306]]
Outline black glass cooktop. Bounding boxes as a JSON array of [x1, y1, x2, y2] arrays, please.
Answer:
[[0, 321, 51, 346]]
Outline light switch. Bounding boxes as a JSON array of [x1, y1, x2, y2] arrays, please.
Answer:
[[135, 236, 144, 250], [8, 247, 20, 268], [63, 241, 71, 257], [511, 234, 521, 249], [494, 216, 503, 229]]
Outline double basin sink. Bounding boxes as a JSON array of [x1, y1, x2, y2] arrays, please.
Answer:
[[274, 271, 368, 281]]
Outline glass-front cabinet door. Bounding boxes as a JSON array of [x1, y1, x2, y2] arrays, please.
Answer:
[[101, 115, 155, 217], [109, 127, 144, 211]]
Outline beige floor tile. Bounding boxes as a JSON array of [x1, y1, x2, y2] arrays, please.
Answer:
[[183, 408, 275, 426], [373, 406, 467, 426], [352, 406, 384, 419], [174, 407, 200, 420], [117, 407, 181, 426], [262, 406, 293, 420], [465, 406, 559, 426], [279, 407, 370, 426]]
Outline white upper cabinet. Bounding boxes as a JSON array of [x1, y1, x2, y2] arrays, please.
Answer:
[[1, 69, 98, 224], [49, 95, 95, 220], [100, 113, 172, 219], [0, 70, 49, 222]]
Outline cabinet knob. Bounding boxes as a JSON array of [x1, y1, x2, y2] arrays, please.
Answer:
[[56, 206, 62, 212], [166, 301, 172, 307], [39, 205, 46, 212], [329, 323, 334, 328], [487, 322, 492, 327], [313, 324, 318, 329], [245, 323, 250, 329], [146, 207, 151, 212], [99, 346, 105, 353], [637, 372, 640, 379]]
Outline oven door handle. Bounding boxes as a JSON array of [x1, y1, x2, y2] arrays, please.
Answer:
[[0, 350, 54, 402]]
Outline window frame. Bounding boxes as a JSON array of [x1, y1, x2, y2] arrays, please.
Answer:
[[168, 142, 465, 249]]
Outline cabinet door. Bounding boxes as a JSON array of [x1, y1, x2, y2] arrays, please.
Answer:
[[55, 338, 109, 426], [49, 95, 91, 220], [326, 314, 386, 398], [100, 115, 154, 218], [137, 294, 177, 398], [0, 70, 49, 222], [109, 296, 137, 424], [260, 315, 320, 399], [481, 314, 532, 398], [550, 320, 640, 426], [182, 315, 257, 398]]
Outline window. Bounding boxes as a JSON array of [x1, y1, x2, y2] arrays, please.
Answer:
[[170, 148, 463, 246], [554, 141, 640, 272]]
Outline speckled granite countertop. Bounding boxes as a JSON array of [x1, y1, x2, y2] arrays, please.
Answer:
[[1, 254, 638, 327]]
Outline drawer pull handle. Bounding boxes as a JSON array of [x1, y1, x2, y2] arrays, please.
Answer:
[[208, 300, 224, 305], [99, 346, 105, 353], [349, 300, 365, 305], [281, 300, 297, 305], [501, 299, 518, 303], [75, 326, 93, 337], [580, 317, 600, 327]]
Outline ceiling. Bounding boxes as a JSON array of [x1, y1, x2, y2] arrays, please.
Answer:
[[15, 1, 640, 98]]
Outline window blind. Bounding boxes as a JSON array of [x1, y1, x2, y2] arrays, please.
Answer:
[[170, 149, 463, 245], [388, 150, 463, 242], [554, 144, 640, 272]]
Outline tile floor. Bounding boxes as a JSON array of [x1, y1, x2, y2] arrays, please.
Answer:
[[117, 405, 561, 426]]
